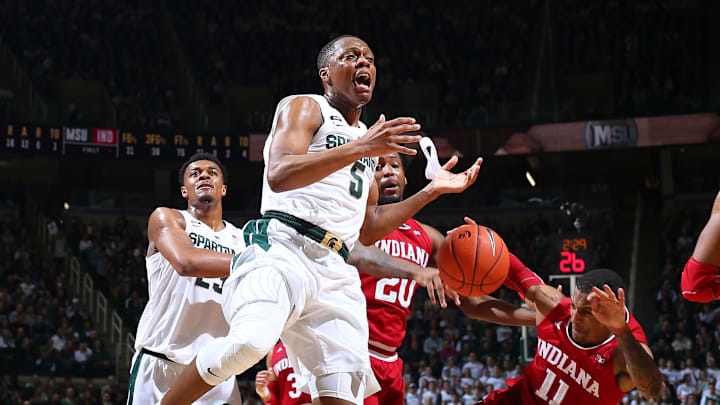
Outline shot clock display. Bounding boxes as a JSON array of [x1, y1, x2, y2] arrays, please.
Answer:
[[555, 235, 590, 274]]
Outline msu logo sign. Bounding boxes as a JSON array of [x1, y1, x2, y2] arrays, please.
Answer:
[[584, 119, 637, 149], [321, 232, 343, 253]]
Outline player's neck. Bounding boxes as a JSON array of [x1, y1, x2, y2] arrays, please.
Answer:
[[187, 202, 225, 231], [323, 93, 363, 127]]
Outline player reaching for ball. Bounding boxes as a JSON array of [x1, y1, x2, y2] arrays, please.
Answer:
[[162, 35, 482, 405], [456, 219, 664, 404], [681, 190, 720, 302], [358, 153, 536, 405]]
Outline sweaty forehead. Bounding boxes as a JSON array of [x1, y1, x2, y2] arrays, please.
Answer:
[[187, 160, 219, 173], [335, 37, 372, 53]]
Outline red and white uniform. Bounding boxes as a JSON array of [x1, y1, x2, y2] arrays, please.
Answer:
[[481, 298, 647, 405], [361, 219, 433, 405], [264, 342, 311, 405]]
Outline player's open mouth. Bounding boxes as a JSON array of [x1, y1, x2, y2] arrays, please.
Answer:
[[197, 183, 213, 191], [354, 72, 371, 92]]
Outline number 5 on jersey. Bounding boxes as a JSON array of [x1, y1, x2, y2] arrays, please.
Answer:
[[349, 161, 365, 198]]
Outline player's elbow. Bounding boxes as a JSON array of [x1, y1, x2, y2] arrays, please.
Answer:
[[266, 165, 294, 193], [173, 255, 198, 277]]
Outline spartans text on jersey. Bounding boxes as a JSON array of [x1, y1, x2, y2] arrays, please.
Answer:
[[188, 232, 236, 254]]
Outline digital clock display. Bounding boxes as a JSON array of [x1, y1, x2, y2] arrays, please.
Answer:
[[556, 236, 590, 273]]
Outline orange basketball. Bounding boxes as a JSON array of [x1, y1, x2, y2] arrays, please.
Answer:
[[438, 223, 510, 296]]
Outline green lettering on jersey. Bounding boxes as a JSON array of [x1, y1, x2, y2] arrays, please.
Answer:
[[326, 134, 349, 149]]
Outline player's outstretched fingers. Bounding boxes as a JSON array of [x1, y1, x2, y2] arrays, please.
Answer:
[[426, 280, 437, 306], [383, 116, 417, 127], [463, 217, 478, 227], [444, 285, 461, 306], [588, 286, 607, 302], [617, 287, 626, 305], [393, 143, 419, 155], [370, 114, 386, 128], [434, 276, 448, 309], [441, 155, 459, 171], [465, 158, 483, 183]]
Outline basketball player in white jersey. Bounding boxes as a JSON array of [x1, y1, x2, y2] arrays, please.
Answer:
[[163, 35, 482, 405], [128, 152, 244, 404]]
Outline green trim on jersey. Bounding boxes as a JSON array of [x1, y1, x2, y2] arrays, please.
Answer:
[[262, 210, 349, 261], [126, 351, 144, 404], [242, 218, 272, 252]]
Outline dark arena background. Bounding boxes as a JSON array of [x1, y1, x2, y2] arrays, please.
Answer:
[[1, 1, 719, 404]]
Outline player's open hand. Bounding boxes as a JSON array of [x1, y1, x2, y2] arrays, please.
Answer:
[[588, 285, 628, 332], [359, 114, 422, 157], [429, 157, 483, 197], [415, 267, 461, 309]]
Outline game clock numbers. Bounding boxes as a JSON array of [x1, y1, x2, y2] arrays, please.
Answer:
[[1, 122, 250, 161], [556, 236, 590, 273]]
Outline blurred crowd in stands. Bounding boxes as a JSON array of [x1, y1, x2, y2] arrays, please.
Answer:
[[555, 0, 707, 121], [0, 0, 177, 128], [0, 215, 124, 404], [639, 208, 720, 405], [0, 0, 709, 130]]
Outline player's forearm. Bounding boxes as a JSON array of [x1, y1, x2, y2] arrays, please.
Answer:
[[692, 214, 720, 266], [161, 359, 213, 404], [266, 143, 364, 192], [459, 295, 536, 326], [524, 284, 565, 324], [173, 249, 233, 278], [612, 326, 664, 399], [349, 244, 421, 279], [359, 187, 437, 245]]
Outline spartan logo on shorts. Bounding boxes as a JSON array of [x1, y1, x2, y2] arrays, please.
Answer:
[[321, 232, 344, 253]]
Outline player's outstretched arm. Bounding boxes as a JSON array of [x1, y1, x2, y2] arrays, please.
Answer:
[[458, 295, 536, 326], [148, 207, 233, 278], [359, 157, 482, 245], [349, 244, 458, 308], [681, 191, 720, 302], [588, 286, 664, 399], [266, 97, 421, 192]]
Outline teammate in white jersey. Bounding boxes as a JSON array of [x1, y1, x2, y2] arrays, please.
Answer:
[[128, 152, 243, 404], [163, 35, 482, 405]]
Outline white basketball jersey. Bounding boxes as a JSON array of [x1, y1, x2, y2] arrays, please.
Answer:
[[134, 210, 244, 364], [261, 94, 377, 249]]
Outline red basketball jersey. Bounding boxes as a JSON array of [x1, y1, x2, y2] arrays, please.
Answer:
[[361, 218, 434, 351], [484, 297, 647, 405], [267, 342, 311, 405]]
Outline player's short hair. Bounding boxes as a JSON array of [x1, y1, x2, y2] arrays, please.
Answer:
[[576, 268, 625, 297], [317, 35, 359, 70], [178, 152, 228, 185]]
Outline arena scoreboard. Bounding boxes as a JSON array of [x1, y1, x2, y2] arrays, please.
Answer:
[[554, 234, 591, 274], [1, 123, 250, 160]]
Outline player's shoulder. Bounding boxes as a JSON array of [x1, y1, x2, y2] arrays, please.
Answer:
[[279, 94, 323, 113], [275, 94, 324, 129], [149, 207, 185, 228]]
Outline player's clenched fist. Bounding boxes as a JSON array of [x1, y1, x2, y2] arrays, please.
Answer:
[[357, 114, 422, 157]]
